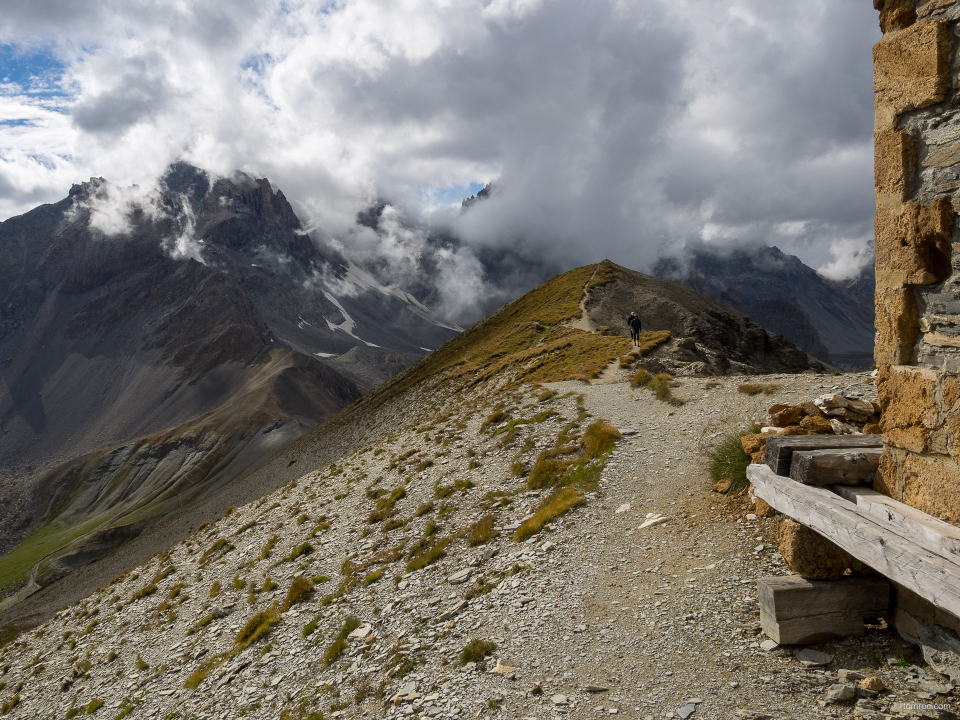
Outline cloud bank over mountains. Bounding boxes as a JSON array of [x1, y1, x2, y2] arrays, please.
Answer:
[[0, 0, 881, 312]]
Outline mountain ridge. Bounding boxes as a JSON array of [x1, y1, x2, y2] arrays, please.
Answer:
[[0, 163, 458, 597], [653, 244, 875, 369]]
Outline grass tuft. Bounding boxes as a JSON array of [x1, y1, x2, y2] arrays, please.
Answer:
[[514, 488, 584, 542], [707, 429, 752, 495], [234, 609, 280, 652], [406, 537, 452, 572], [324, 616, 361, 666], [283, 577, 314, 610], [368, 487, 407, 523], [285, 543, 314, 562], [467, 515, 498, 546], [460, 638, 497, 666]]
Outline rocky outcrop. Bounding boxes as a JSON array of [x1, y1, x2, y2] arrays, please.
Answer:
[[583, 261, 832, 376]]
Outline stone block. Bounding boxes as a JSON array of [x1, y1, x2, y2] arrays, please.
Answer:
[[876, 288, 919, 365], [769, 406, 804, 428], [875, 0, 918, 32], [741, 433, 767, 456], [874, 19, 951, 117], [877, 364, 938, 452], [902, 452, 960, 525], [875, 128, 917, 199], [754, 498, 776, 517], [800, 415, 835, 434], [917, 0, 957, 20], [778, 519, 859, 580], [875, 198, 953, 287], [798, 401, 825, 418], [874, 446, 903, 498]]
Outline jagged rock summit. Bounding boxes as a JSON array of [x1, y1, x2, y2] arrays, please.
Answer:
[[0, 163, 458, 600]]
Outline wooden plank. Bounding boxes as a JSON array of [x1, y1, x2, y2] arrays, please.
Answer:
[[748, 463, 960, 618], [757, 575, 889, 621], [789, 448, 882, 486], [832, 485, 960, 561], [764, 434, 882, 476]]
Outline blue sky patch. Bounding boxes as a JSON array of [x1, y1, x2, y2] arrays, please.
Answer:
[[0, 44, 68, 98], [426, 182, 485, 207]]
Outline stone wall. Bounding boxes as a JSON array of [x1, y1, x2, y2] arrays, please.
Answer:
[[874, 0, 960, 526]]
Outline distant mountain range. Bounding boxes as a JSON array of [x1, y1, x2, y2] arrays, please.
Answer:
[[654, 244, 874, 370], [0, 163, 458, 595]]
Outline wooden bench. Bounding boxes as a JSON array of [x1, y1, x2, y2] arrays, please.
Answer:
[[748, 462, 960, 620]]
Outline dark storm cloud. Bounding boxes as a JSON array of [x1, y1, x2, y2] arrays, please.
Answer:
[[72, 54, 176, 134]]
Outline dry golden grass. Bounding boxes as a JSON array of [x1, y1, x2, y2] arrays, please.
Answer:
[[581, 421, 621, 456], [379, 261, 625, 395], [637, 330, 672, 356], [514, 489, 585, 541]]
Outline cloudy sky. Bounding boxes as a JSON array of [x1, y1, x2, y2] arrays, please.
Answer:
[[0, 0, 880, 295]]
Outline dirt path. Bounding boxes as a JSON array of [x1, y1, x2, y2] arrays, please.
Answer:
[[525, 370, 925, 719], [566, 263, 601, 333]]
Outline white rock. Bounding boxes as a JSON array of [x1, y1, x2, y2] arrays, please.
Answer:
[[638, 514, 669, 530], [448, 569, 473, 585]]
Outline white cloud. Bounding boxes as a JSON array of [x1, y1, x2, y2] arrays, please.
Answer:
[[818, 237, 873, 281], [0, 0, 881, 289]]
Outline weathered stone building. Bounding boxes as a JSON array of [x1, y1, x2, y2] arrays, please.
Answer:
[[874, 0, 960, 632]]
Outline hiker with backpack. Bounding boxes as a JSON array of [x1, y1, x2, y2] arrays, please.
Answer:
[[627, 311, 642, 346]]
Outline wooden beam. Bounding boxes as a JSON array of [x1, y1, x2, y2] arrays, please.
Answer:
[[748, 463, 960, 619], [832, 485, 960, 561], [758, 575, 890, 619], [789, 448, 882, 486], [764, 434, 882, 476], [758, 575, 889, 644]]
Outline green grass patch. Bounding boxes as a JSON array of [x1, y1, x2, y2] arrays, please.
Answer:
[[303, 616, 320, 639], [324, 616, 361, 666], [0, 518, 102, 593], [707, 429, 753, 495], [186, 613, 214, 636], [130, 584, 157, 602], [84, 698, 103, 714], [368, 487, 407, 523], [460, 638, 496, 666], [199, 539, 234, 566], [285, 543, 314, 562], [234, 609, 280, 652], [434, 478, 473, 499], [406, 537, 452, 572]]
